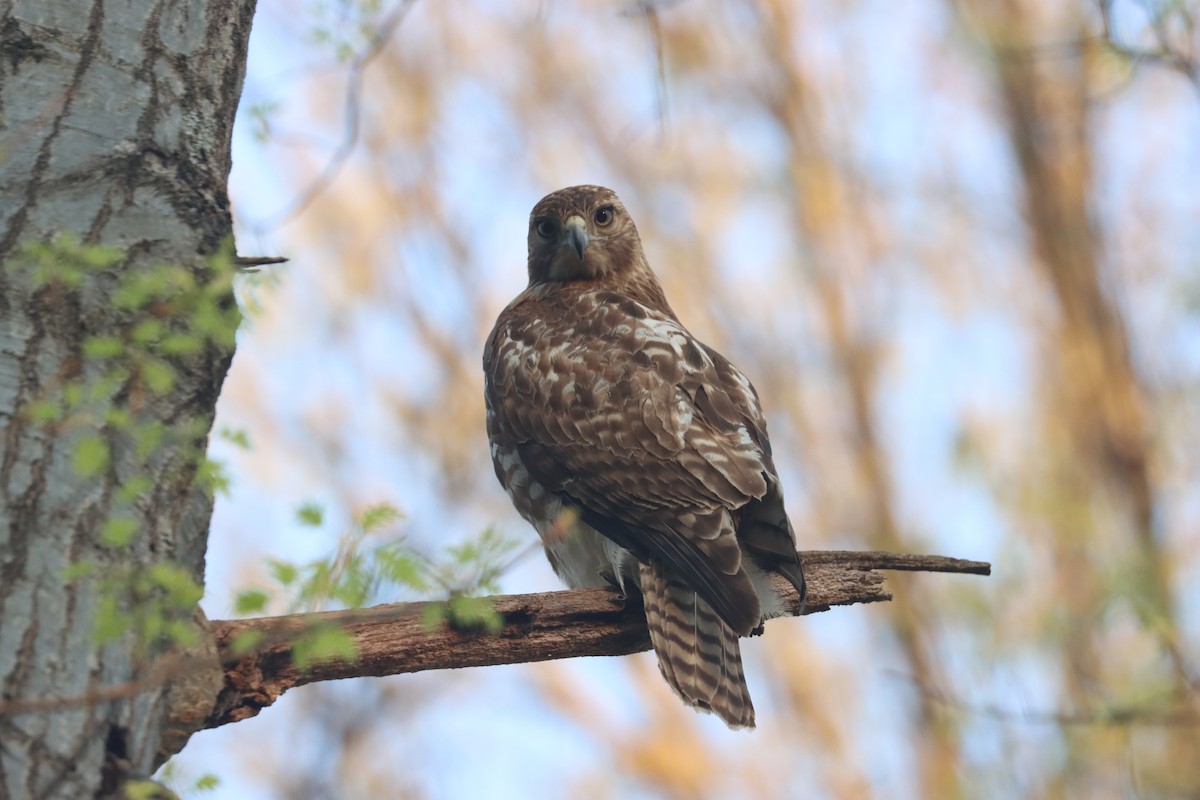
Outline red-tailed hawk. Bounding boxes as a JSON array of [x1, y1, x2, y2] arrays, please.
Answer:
[[484, 185, 805, 728]]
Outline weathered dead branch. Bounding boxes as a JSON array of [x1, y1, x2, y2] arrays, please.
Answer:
[[205, 550, 989, 729]]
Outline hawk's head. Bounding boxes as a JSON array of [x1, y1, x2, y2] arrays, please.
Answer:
[[527, 185, 646, 285]]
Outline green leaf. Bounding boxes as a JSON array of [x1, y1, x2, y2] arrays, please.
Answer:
[[292, 624, 357, 668], [447, 541, 476, 565], [330, 556, 372, 608], [73, 435, 110, 477], [62, 559, 95, 581], [297, 560, 332, 605], [218, 427, 252, 450], [175, 417, 209, 440], [248, 99, 281, 121], [63, 382, 83, 409], [95, 595, 131, 644], [228, 629, 263, 657], [83, 335, 125, 359], [447, 595, 504, 634], [25, 399, 59, 424], [147, 563, 203, 607], [112, 280, 150, 310], [234, 589, 269, 615], [115, 475, 153, 503], [194, 774, 220, 792], [135, 422, 166, 459], [248, 100, 281, 143], [268, 559, 299, 587], [139, 358, 176, 394], [160, 333, 202, 355], [296, 502, 324, 527], [121, 778, 164, 800], [15, 236, 119, 289], [422, 602, 447, 631], [101, 516, 139, 547], [374, 546, 430, 592], [82, 250, 119, 271], [359, 502, 401, 532], [163, 618, 197, 646], [89, 368, 129, 405], [138, 608, 166, 644], [105, 407, 133, 430], [131, 318, 164, 344], [196, 458, 230, 497], [190, 303, 223, 339]]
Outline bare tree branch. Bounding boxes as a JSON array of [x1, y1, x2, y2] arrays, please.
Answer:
[[234, 255, 290, 269], [204, 550, 988, 730], [1099, 0, 1200, 99], [901, 674, 1200, 728], [0, 548, 988, 763], [247, 0, 420, 234]]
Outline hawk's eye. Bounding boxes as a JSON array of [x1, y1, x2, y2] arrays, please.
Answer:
[[594, 206, 615, 227], [534, 219, 558, 239]]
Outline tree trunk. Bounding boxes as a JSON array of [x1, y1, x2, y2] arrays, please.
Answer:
[[0, 1, 255, 796]]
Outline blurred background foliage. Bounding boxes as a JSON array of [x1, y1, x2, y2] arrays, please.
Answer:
[[177, 0, 1200, 797]]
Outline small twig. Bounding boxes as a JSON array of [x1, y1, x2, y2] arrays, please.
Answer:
[[902, 673, 1200, 728], [640, 1, 671, 144], [248, 0, 420, 234], [1098, 0, 1200, 100], [233, 255, 289, 269]]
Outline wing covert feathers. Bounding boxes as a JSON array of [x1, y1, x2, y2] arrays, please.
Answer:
[[577, 505, 761, 636]]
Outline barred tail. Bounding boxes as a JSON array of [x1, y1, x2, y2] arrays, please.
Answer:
[[639, 561, 755, 729]]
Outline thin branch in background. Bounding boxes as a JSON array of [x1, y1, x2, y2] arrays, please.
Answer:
[[957, 3, 1200, 101], [898, 672, 1200, 728], [639, 0, 671, 145], [1098, 0, 1200, 99], [393, 534, 539, 599], [247, 0, 421, 235], [234, 255, 289, 269]]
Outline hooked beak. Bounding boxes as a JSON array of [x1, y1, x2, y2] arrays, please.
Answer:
[[563, 215, 589, 260]]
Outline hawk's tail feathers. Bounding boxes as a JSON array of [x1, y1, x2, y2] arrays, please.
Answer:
[[639, 562, 756, 729]]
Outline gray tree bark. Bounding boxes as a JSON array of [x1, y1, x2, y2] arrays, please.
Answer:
[[0, 1, 255, 797]]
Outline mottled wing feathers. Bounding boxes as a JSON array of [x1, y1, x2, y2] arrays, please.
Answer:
[[484, 284, 774, 634], [698, 343, 806, 600], [486, 287, 771, 506], [576, 505, 760, 636]]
